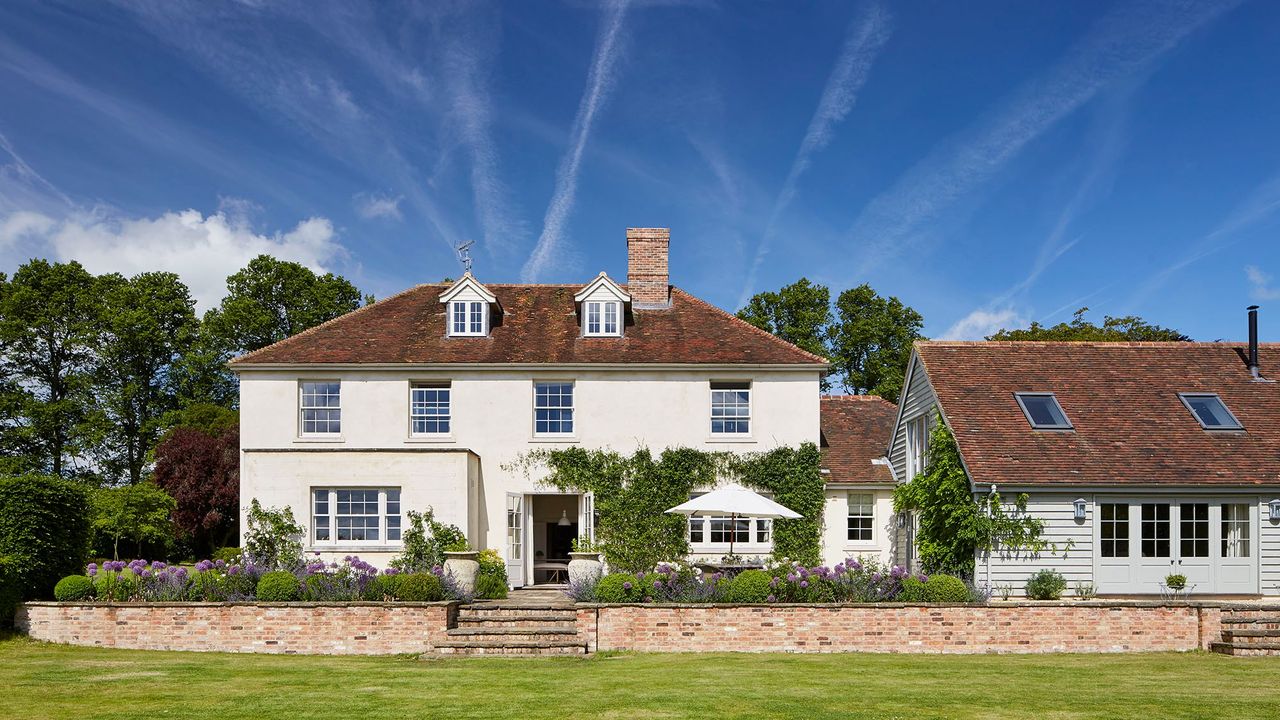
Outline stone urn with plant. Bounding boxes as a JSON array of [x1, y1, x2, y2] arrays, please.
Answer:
[[443, 540, 480, 594], [567, 537, 603, 586]]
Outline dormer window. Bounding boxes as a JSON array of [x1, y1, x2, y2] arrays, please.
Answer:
[[450, 301, 487, 336], [439, 272, 497, 338], [1015, 392, 1072, 430], [1178, 393, 1243, 431], [584, 301, 621, 337]]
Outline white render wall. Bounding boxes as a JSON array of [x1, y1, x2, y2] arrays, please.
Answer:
[[239, 367, 821, 564], [821, 487, 896, 568]]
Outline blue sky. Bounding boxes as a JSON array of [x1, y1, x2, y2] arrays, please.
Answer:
[[1, 0, 1279, 341]]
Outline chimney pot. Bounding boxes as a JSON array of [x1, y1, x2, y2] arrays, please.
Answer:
[[627, 227, 670, 308]]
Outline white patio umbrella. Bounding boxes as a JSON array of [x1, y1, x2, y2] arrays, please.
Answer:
[[666, 483, 802, 557]]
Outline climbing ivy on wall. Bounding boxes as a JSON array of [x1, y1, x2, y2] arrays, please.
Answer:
[[507, 443, 823, 573], [892, 413, 1049, 577]]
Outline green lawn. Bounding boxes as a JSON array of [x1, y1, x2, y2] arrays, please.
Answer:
[[4, 635, 1279, 720]]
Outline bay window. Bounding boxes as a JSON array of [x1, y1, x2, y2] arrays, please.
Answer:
[[311, 488, 401, 546]]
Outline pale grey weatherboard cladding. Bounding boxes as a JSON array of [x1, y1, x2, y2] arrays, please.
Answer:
[[1263, 497, 1280, 594], [980, 494, 1094, 595], [888, 355, 938, 484]]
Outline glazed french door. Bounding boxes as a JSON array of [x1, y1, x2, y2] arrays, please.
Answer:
[[506, 493, 525, 587]]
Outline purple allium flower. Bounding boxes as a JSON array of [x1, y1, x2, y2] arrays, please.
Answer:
[[871, 572, 882, 582], [786, 573, 797, 583], [800, 580, 809, 588], [214, 559, 226, 570], [88, 566, 97, 577], [151, 561, 165, 570], [174, 567, 188, 579], [141, 569, 152, 578], [766, 595, 777, 603], [623, 581, 633, 590], [195, 560, 214, 572], [653, 580, 662, 590], [228, 566, 240, 576]]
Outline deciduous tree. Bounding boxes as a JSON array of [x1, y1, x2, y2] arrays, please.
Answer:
[[987, 307, 1188, 341], [153, 425, 240, 556], [91, 482, 176, 560], [828, 284, 924, 400]]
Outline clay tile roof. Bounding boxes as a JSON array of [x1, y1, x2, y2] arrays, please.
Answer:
[[820, 395, 897, 484], [915, 341, 1280, 487], [230, 284, 828, 367]]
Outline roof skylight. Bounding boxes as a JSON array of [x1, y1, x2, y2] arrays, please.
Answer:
[[1014, 392, 1072, 430], [1178, 393, 1243, 431]]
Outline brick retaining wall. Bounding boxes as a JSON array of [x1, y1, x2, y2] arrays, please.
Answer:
[[577, 602, 1270, 654], [16, 602, 456, 655]]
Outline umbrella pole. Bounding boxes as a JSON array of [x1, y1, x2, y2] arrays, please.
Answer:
[[730, 512, 736, 559]]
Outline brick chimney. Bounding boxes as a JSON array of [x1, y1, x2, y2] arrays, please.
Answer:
[[627, 227, 670, 308]]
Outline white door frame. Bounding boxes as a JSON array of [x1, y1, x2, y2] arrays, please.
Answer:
[[505, 492, 525, 588]]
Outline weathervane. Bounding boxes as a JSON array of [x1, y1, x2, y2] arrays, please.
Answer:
[[454, 239, 475, 274]]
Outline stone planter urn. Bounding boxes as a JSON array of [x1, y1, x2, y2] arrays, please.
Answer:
[[567, 551, 603, 586], [443, 551, 480, 595]]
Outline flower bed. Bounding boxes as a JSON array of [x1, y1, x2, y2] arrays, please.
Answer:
[[568, 558, 985, 605]]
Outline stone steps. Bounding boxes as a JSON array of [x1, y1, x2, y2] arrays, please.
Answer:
[[1212, 613, 1280, 656], [429, 602, 587, 657]]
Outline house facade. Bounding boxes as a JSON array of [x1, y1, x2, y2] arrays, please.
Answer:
[[234, 228, 894, 585], [888, 333, 1280, 597]]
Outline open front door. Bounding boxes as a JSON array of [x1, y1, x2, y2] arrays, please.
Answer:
[[506, 493, 525, 587], [578, 492, 595, 546]]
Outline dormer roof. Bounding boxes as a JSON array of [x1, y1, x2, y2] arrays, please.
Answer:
[[439, 272, 498, 305], [573, 272, 631, 304]]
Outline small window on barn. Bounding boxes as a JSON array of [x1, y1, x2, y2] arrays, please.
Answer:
[[1014, 393, 1072, 430], [1178, 393, 1243, 431]]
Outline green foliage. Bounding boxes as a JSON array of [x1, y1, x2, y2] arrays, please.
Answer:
[[893, 414, 1047, 577], [90, 482, 176, 560], [515, 444, 823, 573], [1025, 570, 1067, 600], [212, 547, 241, 563], [723, 569, 772, 603], [390, 508, 466, 573], [54, 575, 96, 602], [474, 574, 509, 600], [1164, 573, 1187, 591], [729, 444, 825, 566], [570, 536, 600, 553], [0, 555, 19, 621], [738, 279, 924, 399], [828, 284, 925, 400], [918, 574, 972, 603], [0, 474, 92, 599], [594, 573, 642, 603], [255, 571, 301, 602], [898, 576, 926, 603], [397, 573, 444, 602], [363, 573, 405, 601], [987, 307, 1188, 342], [242, 499, 304, 571], [93, 271, 199, 484], [0, 260, 103, 478], [162, 404, 239, 437]]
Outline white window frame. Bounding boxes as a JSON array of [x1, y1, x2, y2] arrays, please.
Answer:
[[1178, 393, 1244, 431], [687, 516, 773, 551], [409, 382, 451, 437], [449, 300, 488, 337], [299, 380, 342, 436], [710, 381, 752, 435], [847, 492, 875, 543], [1014, 392, 1073, 430], [310, 487, 402, 548], [583, 300, 621, 337], [905, 414, 930, 478], [533, 381, 575, 437]]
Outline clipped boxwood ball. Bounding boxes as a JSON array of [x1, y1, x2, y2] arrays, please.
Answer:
[[255, 571, 301, 602], [397, 573, 444, 602], [54, 575, 96, 602], [723, 569, 772, 603], [921, 574, 972, 603], [593, 573, 643, 603]]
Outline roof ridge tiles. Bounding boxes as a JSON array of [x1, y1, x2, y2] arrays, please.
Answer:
[[672, 287, 830, 365]]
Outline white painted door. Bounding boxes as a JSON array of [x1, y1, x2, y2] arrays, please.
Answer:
[[506, 493, 525, 587], [578, 492, 595, 545], [1217, 502, 1259, 594]]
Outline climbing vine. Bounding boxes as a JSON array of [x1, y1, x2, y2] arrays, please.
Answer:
[[892, 412, 1051, 577], [506, 443, 823, 573]]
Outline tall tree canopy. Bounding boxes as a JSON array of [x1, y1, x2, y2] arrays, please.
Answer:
[[738, 279, 924, 400], [94, 272, 199, 484], [987, 307, 1189, 341], [202, 255, 367, 355], [0, 260, 103, 478]]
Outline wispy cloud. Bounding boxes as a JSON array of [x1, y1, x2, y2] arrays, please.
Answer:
[[848, 0, 1238, 276], [0, 131, 73, 215], [940, 308, 1027, 340], [1246, 266, 1280, 302], [353, 192, 404, 221], [1129, 169, 1280, 307], [521, 0, 630, 282], [738, 1, 891, 307]]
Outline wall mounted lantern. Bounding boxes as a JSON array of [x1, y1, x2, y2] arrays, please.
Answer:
[[1269, 498, 1280, 521], [1073, 498, 1088, 521]]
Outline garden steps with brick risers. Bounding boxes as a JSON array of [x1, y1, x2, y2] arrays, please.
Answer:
[[429, 602, 588, 656], [1210, 612, 1280, 656]]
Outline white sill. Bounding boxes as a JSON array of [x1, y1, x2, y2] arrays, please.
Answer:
[[405, 435, 455, 444], [706, 435, 756, 444], [843, 544, 880, 552], [530, 436, 579, 444], [295, 436, 345, 443], [308, 545, 403, 553]]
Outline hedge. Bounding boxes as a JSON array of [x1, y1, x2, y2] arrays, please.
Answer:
[[0, 475, 92, 605]]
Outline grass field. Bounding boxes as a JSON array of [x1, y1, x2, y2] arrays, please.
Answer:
[[4, 634, 1279, 720]]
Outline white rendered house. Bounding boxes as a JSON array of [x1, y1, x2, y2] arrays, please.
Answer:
[[233, 228, 897, 585]]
